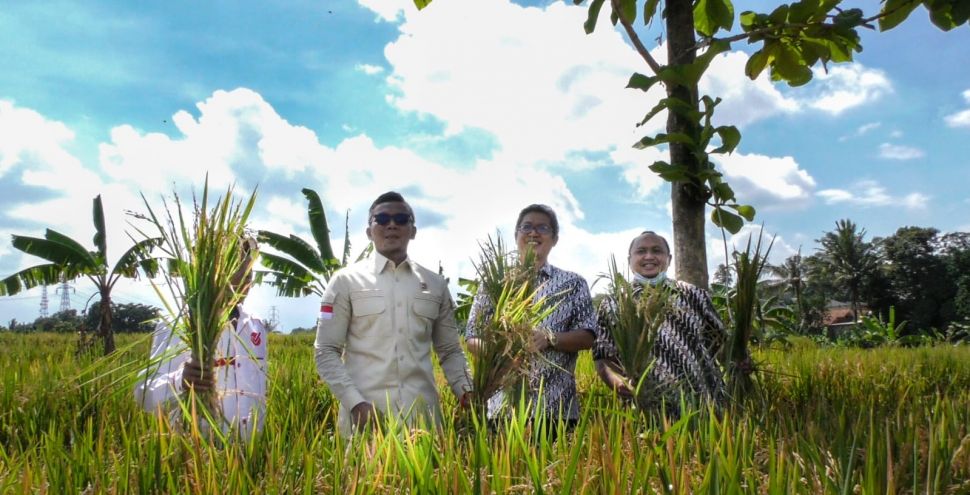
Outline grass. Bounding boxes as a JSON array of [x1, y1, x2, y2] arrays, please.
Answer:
[[1, 331, 968, 494]]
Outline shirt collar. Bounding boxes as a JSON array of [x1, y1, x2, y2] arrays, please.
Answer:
[[537, 263, 553, 279], [372, 251, 412, 274]]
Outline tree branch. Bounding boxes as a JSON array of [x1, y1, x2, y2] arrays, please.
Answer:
[[611, 0, 664, 75]]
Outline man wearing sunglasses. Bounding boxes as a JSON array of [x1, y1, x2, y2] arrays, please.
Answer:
[[315, 191, 472, 436]]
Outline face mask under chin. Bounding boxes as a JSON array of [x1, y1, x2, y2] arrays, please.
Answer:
[[633, 271, 667, 286]]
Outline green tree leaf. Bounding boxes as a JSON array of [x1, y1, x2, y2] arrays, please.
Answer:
[[711, 126, 741, 154], [648, 161, 691, 182], [626, 72, 660, 92], [745, 48, 771, 79], [712, 182, 736, 202], [734, 204, 757, 221], [257, 231, 327, 273], [772, 43, 813, 86], [633, 132, 696, 150], [92, 195, 107, 259], [618, 0, 637, 23], [302, 188, 336, 263], [694, 0, 735, 36], [584, 0, 606, 34], [878, 0, 921, 31], [112, 237, 164, 280], [643, 0, 660, 25], [833, 8, 864, 28], [712, 208, 744, 234], [413, 0, 432, 10]]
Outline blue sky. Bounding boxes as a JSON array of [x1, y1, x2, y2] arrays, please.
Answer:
[[2, 0, 968, 331]]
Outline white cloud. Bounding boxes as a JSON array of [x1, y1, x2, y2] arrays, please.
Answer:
[[946, 109, 970, 128], [944, 89, 970, 128], [0, 100, 84, 179], [0, 99, 116, 255], [354, 63, 385, 75], [839, 121, 881, 141], [699, 50, 800, 126], [816, 180, 929, 209], [98, 88, 330, 193], [805, 64, 892, 115], [382, 0, 653, 165], [714, 152, 816, 208], [705, 224, 798, 275], [877, 142, 925, 160]]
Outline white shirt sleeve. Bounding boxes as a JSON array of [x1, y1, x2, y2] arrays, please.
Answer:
[[133, 321, 189, 411]]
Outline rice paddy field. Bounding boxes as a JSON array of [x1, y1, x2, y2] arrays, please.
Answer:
[[1, 332, 968, 494]]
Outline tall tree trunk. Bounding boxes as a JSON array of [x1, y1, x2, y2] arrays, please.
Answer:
[[665, 0, 708, 289], [99, 291, 115, 354]]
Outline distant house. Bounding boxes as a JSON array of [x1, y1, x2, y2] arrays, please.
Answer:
[[824, 301, 869, 338]]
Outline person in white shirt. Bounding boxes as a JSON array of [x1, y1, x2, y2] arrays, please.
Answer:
[[315, 191, 472, 436]]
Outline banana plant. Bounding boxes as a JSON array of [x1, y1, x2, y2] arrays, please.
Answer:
[[255, 188, 371, 297], [0, 195, 161, 354]]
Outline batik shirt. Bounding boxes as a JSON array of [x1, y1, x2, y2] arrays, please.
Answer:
[[467, 263, 598, 420], [594, 279, 727, 407]]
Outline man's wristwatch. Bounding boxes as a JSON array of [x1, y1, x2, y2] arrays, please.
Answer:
[[544, 329, 558, 350]]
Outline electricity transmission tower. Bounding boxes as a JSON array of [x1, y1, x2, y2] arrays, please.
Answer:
[[39, 285, 49, 318], [56, 280, 75, 312], [268, 306, 280, 333]]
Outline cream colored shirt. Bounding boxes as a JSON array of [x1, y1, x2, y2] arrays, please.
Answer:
[[314, 252, 471, 435]]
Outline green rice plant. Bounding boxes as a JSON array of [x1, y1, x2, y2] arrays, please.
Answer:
[[2, 331, 970, 493], [725, 229, 773, 400], [467, 234, 555, 410], [600, 255, 676, 412], [137, 179, 258, 436]]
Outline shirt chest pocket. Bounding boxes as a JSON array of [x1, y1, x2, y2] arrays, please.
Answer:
[[351, 290, 386, 320], [411, 293, 441, 341]]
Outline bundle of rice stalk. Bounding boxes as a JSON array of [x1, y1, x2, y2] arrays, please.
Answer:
[[602, 256, 675, 412], [139, 180, 258, 434], [725, 230, 773, 399], [468, 234, 554, 409]]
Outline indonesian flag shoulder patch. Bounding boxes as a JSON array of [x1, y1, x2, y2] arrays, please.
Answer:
[[320, 303, 334, 320]]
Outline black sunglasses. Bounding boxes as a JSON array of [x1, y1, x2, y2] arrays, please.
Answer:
[[371, 212, 413, 226]]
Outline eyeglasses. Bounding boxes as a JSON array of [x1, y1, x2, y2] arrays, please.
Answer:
[[371, 212, 413, 226], [517, 223, 553, 235]]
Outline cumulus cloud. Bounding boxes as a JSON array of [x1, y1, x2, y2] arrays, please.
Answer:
[[804, 64, 892, 115], [98, 88, 331, 193], [714, 152, 816, 208], [381, 0, 653, 165], [0, 99, 114, 244], [944, 89, 970, 128], [0, 100, 87, 181], [816, 180, 928, 209], [877, 142, 925, 160]]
